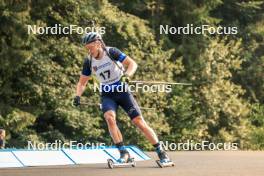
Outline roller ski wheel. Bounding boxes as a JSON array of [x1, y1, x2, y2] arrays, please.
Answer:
[[107, 158, 136, 169], [156, 159, 175, 168], [107, 159, 114, 169]]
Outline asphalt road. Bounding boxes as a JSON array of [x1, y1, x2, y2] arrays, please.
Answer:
[[1, 151, 264, 176]]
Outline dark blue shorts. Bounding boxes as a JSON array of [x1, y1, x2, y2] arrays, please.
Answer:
[[101, 91, 142, 120]]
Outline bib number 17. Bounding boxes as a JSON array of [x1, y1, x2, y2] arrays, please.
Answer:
[[99, 70, 110, 80]]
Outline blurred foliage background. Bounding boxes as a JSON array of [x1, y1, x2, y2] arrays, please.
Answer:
[[0, 0, 263, 150]]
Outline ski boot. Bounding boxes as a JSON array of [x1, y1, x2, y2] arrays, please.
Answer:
[[156, 149, 174, 168]]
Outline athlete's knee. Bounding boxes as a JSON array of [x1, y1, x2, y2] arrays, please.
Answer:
[[132, 116, 149, 131], [104, 111, 117, 127]]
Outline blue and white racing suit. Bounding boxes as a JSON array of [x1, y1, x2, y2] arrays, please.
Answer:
[[81, 47, 141, 119]]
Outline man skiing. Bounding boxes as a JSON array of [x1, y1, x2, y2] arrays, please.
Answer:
[[73, 32, 172, 166]]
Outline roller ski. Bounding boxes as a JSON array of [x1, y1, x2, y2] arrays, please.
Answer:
[[107, 150, 136, 169], [156, 149, 175, 168]]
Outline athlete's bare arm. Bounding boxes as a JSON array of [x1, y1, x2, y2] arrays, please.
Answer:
[[122, 56, 138, 77], [76, 75, 91, 96]]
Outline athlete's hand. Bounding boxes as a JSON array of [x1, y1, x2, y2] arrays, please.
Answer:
[[120, 74, 130, 83], [72, 96, 81, 107]]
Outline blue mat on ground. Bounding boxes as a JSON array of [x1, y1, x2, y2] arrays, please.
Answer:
[[0, 146, 150, 168]]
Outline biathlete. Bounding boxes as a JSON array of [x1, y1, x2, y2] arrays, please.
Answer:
[[73, 32, 172, 166]]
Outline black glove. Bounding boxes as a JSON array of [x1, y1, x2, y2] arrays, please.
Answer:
[[73, 96, 81, 107], [120, 74, 130, 83]]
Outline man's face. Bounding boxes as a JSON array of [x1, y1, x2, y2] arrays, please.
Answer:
[[85, 40, 102, 58], [0, 129, 5, 140]]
